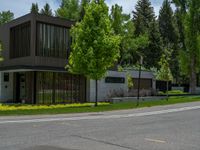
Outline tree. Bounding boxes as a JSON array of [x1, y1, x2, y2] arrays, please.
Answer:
[[172, 0, 188, 13], [174, 8, 186, 52], [133, 0, 155, 36], [127, 73, 134, 90], [159, 0, 178, 45], [183, 0, 200, 94], [0, 11, 14, 25], [110, 4, 130, 64], [110, 4, 149, 66], [40, 3, 53, 16], [172, 0, 188, 50], [132, 0, 163, 69], [67, 0, 121, 106], [174, 0, 200, 93], [144, 21, 163, 68], [173, 0, 188, 84], [156, 49, 173, 100], [110, 4, 125, 35], [80, 0, 90, 20], [56, 0, 80, 21], [158, 0, 180, 82], [30, 3, 39, 13]]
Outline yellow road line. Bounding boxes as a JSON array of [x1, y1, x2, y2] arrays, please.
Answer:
[[145, 138, 166, 143]]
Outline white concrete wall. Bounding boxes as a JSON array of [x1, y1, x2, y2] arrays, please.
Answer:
[[0, 72, 14, 103], [195, 87, 200, 94], [127, 70, 155, 79], [88, 70, 155, 102], [88, 71, 128, 102]]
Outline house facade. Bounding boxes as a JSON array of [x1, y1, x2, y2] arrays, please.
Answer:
[[0, 13, 155, 104]]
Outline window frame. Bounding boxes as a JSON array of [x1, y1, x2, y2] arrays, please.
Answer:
[[36, 21, 70, 59]]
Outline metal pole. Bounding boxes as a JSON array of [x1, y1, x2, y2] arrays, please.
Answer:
[[137, 56, 143, 106], [95, 79, 98, 107], [137, 63, 142, 106]]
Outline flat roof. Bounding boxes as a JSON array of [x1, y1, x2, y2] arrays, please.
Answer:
[[0, 13, 75, 29]]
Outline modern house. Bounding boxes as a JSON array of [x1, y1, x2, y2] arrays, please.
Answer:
[[0, 13, 156, 104]]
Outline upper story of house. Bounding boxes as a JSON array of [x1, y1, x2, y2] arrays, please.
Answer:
[[0, 13, 74, 71]]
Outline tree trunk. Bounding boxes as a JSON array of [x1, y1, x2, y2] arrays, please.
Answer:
[[189, 58, 197, 94], [95, 79, 98, 107]]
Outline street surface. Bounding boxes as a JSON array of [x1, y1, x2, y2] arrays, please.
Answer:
[[0, 102, 200, 150]]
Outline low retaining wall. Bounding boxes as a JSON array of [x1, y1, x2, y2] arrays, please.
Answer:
[[110, 96, 167, 103]]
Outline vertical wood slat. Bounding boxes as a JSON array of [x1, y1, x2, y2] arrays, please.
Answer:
[[35, 71, 86, 104], [36, 22, 69, 59], [10, 22, 31, 58]]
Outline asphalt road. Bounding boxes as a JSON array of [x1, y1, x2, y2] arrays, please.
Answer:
[[0, 102, 200, 150]]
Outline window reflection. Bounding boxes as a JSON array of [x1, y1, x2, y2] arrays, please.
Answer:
[[36, 22, 70, 58], [36, 72, 86, 104], [10, 22, 31, 58]]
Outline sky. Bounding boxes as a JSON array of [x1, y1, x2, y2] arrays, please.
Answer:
[[0, 0, 164, 18]]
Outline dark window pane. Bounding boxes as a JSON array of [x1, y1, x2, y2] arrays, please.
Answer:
[[105, 77, 125, 83], [36, 72, 86, 104], [133, 78, 152, 90], [4, 73, 9, 82], [36, 22, 69, 59], [10, 22, 31, 58]]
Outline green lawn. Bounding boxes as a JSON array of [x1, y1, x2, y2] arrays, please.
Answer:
[[0, 96, 200, 116]]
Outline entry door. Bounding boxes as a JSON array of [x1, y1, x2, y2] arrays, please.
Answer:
[[16, 73, 26, 103]]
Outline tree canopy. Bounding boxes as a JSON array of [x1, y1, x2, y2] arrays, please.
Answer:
[[159, 0, 178, 45], [0, 11, 14, 25], [133, 0, 163, 69], [133, 0, 155, 36], [80, 0, 90, 20], [156, 49, 173, 82], [56, 0, 80, 21], [40, 3, 53, 16], [110, 4, 149, 66], [159, 0, 180, 81], [30, 3, 39, 13], [174, 0, 200, 93], [68, 0, 121, 106], [68, 0, 121, 80]]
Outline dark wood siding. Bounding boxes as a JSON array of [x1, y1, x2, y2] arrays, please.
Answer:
[[0, 13, 75, 70], [10, 22, 31, 58]]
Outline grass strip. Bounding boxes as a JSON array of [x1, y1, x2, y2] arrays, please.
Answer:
[[0, 96, 200, 116]]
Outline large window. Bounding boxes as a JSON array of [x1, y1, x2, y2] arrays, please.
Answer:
[[105, 77, 125, 83], [36, 72, 86, 104], [10, 22, 31, 58], [133, 78, 152, 90], [36, 22, 70, 58]]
